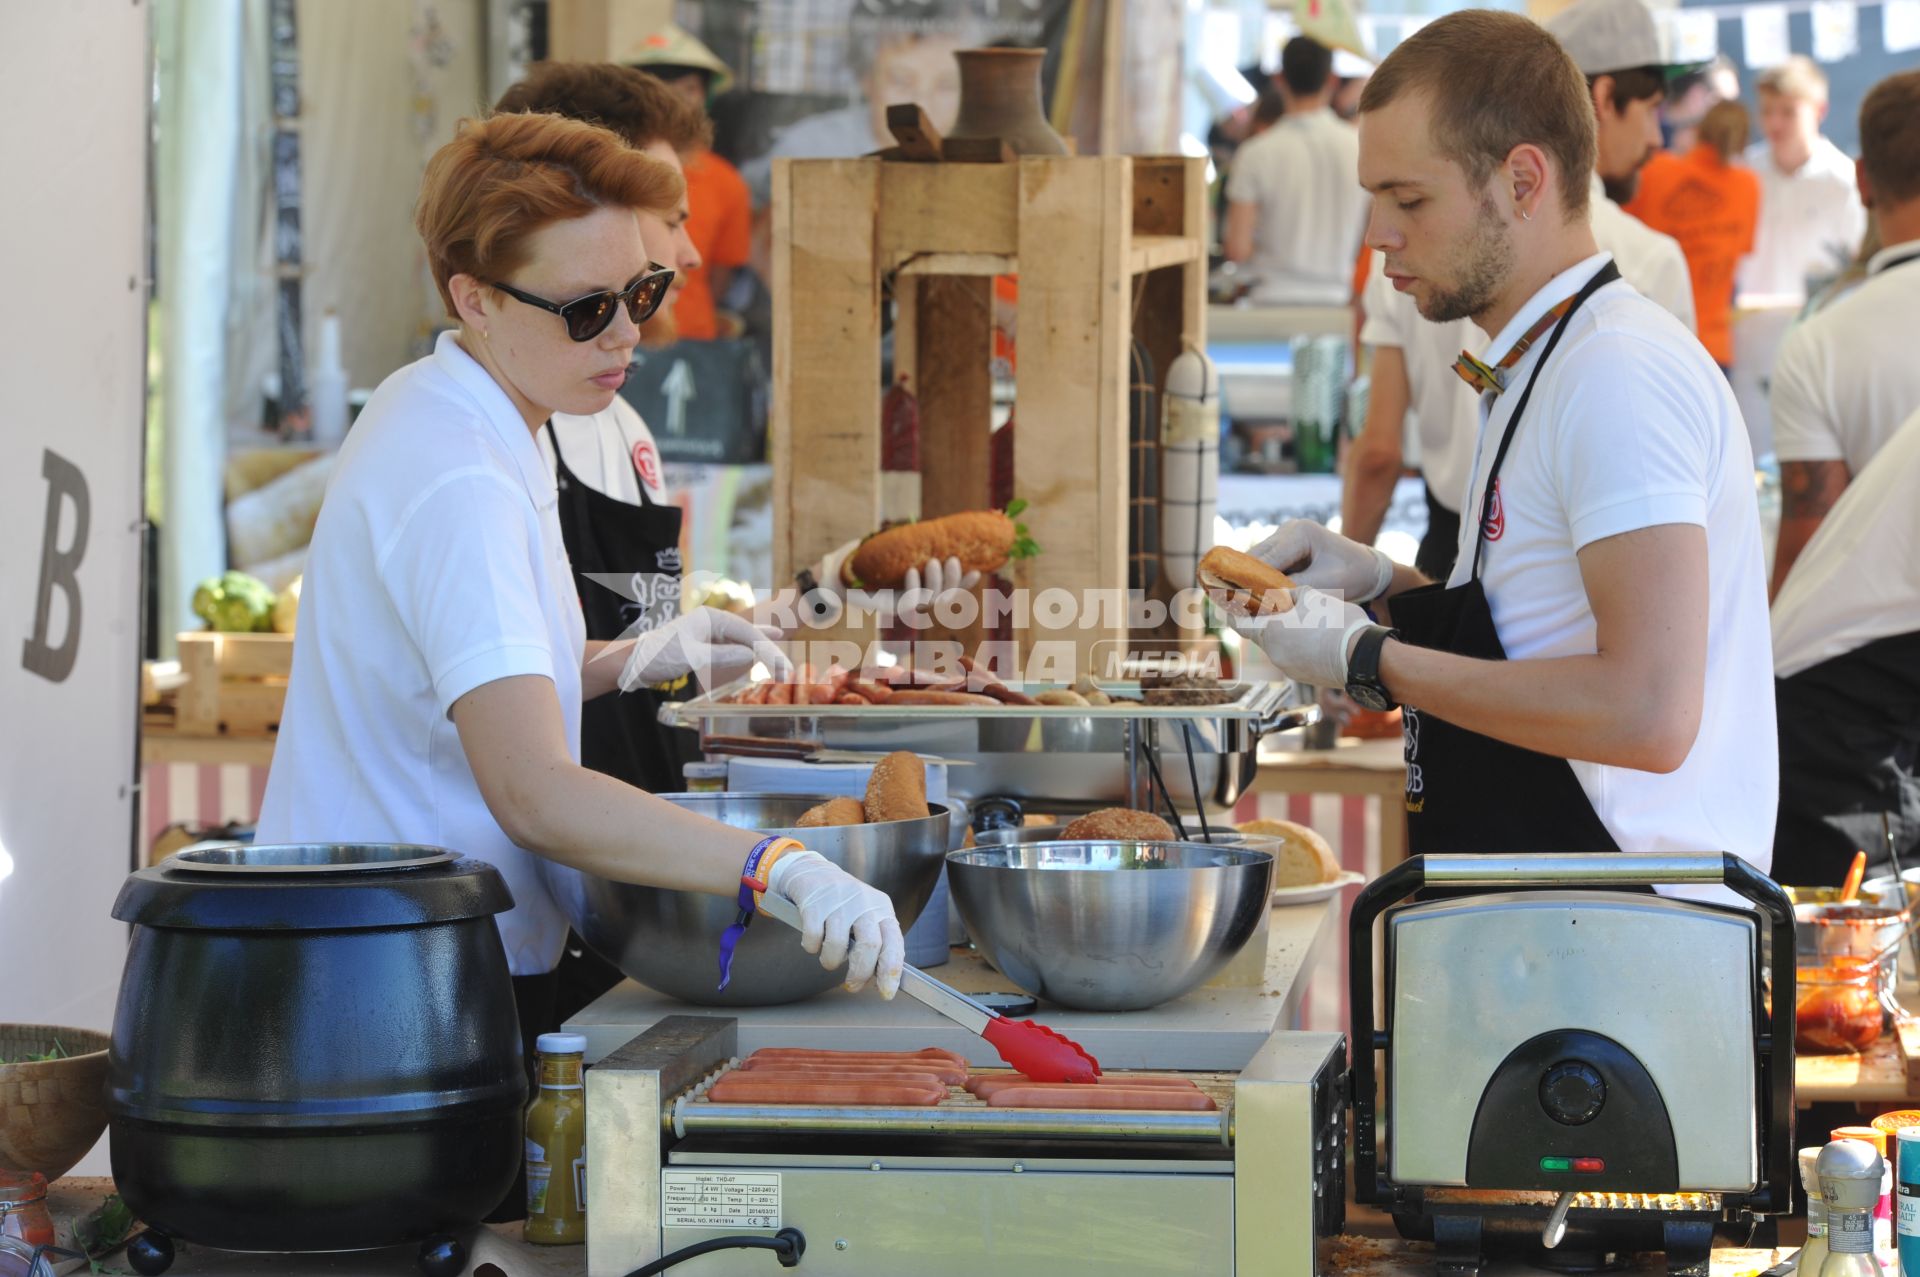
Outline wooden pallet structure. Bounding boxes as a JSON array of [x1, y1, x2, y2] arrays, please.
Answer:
[[170, 632, 293, 736], [769, 128, 1207, 676]]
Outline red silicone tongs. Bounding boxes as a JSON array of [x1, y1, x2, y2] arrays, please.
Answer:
[[758, 893, 1101, 1083]]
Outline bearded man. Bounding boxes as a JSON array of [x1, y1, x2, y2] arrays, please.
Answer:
[[1217, 9, 1776, 892]]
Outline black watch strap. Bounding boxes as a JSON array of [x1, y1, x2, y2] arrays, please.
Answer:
[[1346, 624, 1399, 711]]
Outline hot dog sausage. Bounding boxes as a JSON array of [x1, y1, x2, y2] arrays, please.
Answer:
[[738, 1059, 966, 1086], [706, 1078, 945, 1106], [724, 1068, 952, 1088], [987, 1086, 1217, 1111], [981, 684, 1039, 706], [848, 679, 893, 703], [747, 1046, 968, 1068], [886, 690, 1000, 707], [768, 681, 794, 705], [964, 1074, 1200, 1098]]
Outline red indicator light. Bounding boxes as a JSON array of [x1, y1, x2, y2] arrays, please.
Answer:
[[1571, 1158, 1605, 1173]]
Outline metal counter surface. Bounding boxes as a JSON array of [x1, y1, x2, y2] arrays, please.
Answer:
[[564, 897, 1339, 1071]]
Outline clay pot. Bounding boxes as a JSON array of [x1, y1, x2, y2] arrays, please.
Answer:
[[946, 48, 1068, 156]]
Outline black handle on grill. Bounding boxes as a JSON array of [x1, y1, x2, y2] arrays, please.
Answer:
[[1346, 853, 1794, 1215]]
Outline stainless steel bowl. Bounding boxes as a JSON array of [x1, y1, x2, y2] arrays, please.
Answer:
[[539, 794, 950, 1007], [946, 840, 1275, 1011]]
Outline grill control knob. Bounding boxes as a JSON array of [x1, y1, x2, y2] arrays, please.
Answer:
[[1540, 1061, 1606, 1126]]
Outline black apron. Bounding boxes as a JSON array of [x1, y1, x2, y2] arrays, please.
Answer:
[[547, 422, 700, 1025], [1773, 630, 1920, 886], [1415, 480, 1462, 584], [1390, 263, 1624, 857], [548, 421, 699, 794]]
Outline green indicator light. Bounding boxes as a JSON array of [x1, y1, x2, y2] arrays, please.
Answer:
[[1540, 1157, 1572, 1172]]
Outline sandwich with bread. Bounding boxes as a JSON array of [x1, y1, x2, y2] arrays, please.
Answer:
[[1196, 546, 1296, 615]]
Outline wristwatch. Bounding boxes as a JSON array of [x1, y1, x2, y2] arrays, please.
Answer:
[[1346, 624, 1399, 712]]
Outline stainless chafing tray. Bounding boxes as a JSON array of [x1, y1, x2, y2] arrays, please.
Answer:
[[659, 679, 1319, 812]]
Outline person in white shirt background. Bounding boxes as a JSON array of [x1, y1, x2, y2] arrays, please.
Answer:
[[1766, 68, 1920, 597], [257, 118, 911, 1223], [1771, 406, 1920, 884], [1217, 8, 1775, 888], [1738, 56, 1868, 303], [1543, 0, 1700, 335], [1223, 36, 1369, 305]]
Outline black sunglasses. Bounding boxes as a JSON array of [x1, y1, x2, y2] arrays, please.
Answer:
[[492, 265, 675, 342]]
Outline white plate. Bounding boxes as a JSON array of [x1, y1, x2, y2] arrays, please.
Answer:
[[1271, 870, 1366, 906]]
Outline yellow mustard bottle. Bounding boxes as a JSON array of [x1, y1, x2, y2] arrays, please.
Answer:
[[524, 1032, 588, 1245]]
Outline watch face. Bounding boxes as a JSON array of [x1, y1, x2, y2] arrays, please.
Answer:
[[1347, 681, 1391, 712]]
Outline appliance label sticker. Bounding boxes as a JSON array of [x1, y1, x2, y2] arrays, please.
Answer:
[[662, 1171, 781, 1229]]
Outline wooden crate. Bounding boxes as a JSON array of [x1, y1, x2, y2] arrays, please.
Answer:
[[174, 632, 293, 736], [770, 152, 1208, 676]]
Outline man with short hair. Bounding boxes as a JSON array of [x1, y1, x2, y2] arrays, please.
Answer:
[[1542, 0, 1698, 332], [1739, 56, 1867, 302], [1223, 36, 1370, 304], [1767, 68, 1920, 595], [1221, 8, 1775, 882]]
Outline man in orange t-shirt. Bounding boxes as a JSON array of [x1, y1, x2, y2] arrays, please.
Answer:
[[625, 24, 752, 341], [1625, 100, 1760, 368]]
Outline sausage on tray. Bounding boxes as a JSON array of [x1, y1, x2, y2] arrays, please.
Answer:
[[739, 1059, 967, 1086], [747, 1046, 967, 1068], [847, 679, 893, 703], [987, 1085, 1217, 1111], [964, 1074, 1200, 1098], [706, 1078, 945, 1106], [886, 690, 1000, 707], [725, 1068, 954, 1088]]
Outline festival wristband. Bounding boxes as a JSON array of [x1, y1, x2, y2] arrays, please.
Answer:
[[716, 835, 804, 993]]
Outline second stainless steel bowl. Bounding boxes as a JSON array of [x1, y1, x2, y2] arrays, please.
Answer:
[[539, 793, 951, 1006], [946, 839, 1275, 1011]]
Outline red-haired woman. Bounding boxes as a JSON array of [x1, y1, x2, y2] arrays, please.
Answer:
[[256, 114, 904, 1047]]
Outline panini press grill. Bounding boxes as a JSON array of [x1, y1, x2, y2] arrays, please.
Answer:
[[1348, 853, 1794, 1276]]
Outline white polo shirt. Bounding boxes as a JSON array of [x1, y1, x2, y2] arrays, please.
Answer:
[[1589, 174, 1697, 334], [1773, 406, 1920, 680], [1738, 136, 1866, 301], [257, 331, 586, 975], [1450, 253, 1777, 883], [1225, 108, 1368, 305], [1770, 239, 1920, 476], [1359, 258, 1484, 514], [538, 395, 669, 505]]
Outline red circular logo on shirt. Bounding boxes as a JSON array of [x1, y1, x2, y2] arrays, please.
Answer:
[[1482, 478, 1506, 542], [632, 440, 661, 492]]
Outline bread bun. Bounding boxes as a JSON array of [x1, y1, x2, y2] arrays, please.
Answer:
[[1197, 546, 1296, 614], [845, 510, 1017, 590], [1238, 818, 1341, 887], [1061, 808, 1178, 841], [797, 796, 865, 828], [863, 750, 931, 823]]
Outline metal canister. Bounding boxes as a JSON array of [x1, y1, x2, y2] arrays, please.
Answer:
[[1899, 1126, 1920, 1275]]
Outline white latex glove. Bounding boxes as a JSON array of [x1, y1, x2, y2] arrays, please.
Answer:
[[764, 850, 905, 998], [1248, 519, 1396, 604], [897, 555, 982, 626], [618, 606, 791, 691], [796, 541, 980, 627], [1224, 587, 1376, 691]]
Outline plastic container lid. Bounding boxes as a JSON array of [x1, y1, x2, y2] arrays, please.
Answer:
[[536, 1033, 588, 1055]]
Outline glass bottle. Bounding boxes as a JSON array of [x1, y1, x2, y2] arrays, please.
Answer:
[[524, 1032, 588, 1245], [1820, 1137, 1888, 1276], [1834, 1124, 1896, 1258], [1802, 1146, 1831, 1277]]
